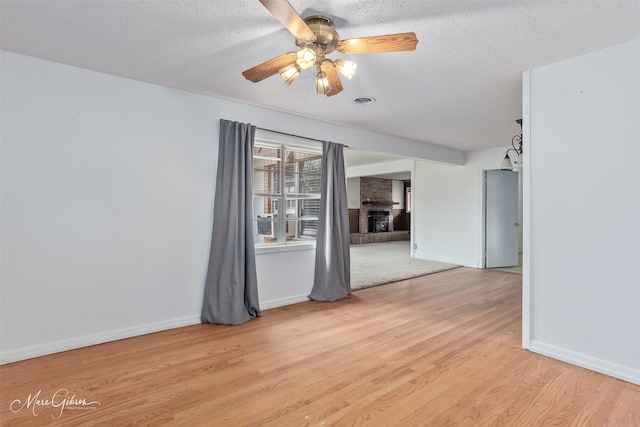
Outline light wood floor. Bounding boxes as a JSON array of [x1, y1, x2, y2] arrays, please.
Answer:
[[1, 268, 638, 426]]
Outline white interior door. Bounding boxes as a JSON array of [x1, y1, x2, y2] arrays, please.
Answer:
[[485, 170, 519, 268]]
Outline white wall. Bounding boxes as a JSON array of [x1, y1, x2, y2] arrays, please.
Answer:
[[0, 51, 463, 363], [255, 246, 316, 309], [347, 177, 360, 209], [412, 147, 509, 267], [2, 52, 217, 362], [524, 39, 640, 384], [392, 180, 404, 210]]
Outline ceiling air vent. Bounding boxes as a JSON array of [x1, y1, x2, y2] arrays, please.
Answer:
[[353, 97, 376, 106]]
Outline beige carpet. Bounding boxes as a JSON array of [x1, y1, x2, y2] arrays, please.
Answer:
[[350, 241, 461, 290]]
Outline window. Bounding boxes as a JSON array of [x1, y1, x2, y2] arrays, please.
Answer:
[[253, 141, 322, 246]]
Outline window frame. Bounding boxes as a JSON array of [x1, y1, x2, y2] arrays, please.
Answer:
[[253, 138, 322, 249]]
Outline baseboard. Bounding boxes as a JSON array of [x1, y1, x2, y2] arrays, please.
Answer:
[[413, 251, 476, 268], [260, 294, 309, 310], [0, 315, 202, 365], [1, 296, 313, 365], [529, 340, 640, 386]]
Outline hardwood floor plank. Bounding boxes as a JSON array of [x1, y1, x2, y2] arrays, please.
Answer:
[[1, 268, 637, 426], [609, 384, 640, 426]]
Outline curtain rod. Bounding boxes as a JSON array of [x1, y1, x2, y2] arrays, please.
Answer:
[[255, 126, 346, 147]]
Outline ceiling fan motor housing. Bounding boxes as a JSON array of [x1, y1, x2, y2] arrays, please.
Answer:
[[296, 16, 339, 53]]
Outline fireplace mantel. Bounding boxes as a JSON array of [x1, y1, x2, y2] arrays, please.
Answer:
[[362, 200, 398, 205]]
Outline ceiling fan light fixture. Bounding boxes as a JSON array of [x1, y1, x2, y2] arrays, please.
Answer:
[[279, 63, 301, 85], [334, 59, 357, 79], [243, 2, 419, 96], [296, 47, 316, 69], [316, 71, 331, 95]]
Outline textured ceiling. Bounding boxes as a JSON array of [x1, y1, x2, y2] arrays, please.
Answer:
[[2, 0, 640, 153]]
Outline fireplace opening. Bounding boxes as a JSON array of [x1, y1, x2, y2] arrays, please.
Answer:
[[368, 210, 390, 233]]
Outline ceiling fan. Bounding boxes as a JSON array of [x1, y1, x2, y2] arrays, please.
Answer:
[[242, 0, 419, 97]]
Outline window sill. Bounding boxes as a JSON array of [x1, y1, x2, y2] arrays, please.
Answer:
[[255, 242, 316, 255]]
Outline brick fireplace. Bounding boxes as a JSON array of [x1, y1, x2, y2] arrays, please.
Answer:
[[348, 176, 410, 244], [359, 177, 394, 234]]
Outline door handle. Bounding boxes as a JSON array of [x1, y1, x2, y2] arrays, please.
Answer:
[[515, 222, 520, 226]]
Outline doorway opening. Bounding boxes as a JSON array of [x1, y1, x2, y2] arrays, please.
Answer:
[[483, 169, 522, 272]]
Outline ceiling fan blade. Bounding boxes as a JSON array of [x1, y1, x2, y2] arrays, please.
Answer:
[[242, 52, 296, 83], [337, 32, 418, 54], [320, 60, 343, 97], [259, 0, 316, 42]]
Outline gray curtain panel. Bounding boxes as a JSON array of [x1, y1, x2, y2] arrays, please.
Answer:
[[309, 141, 351, 301], [201, 119, 261, 325]]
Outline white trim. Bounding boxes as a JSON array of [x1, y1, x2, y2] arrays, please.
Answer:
[[254, 132, 323, 151], [0, 294, 317, 363], [521, 70, 532, 350], [0, 315, 201, 365], [260, 294, 310, 310], [255, 242, 316, 255], [479, 168, 488, 268], [254, 138, 322, 154], [410, 167, 416, 258], [476, 164, 506, 269], [529, 340, 640, 386]]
